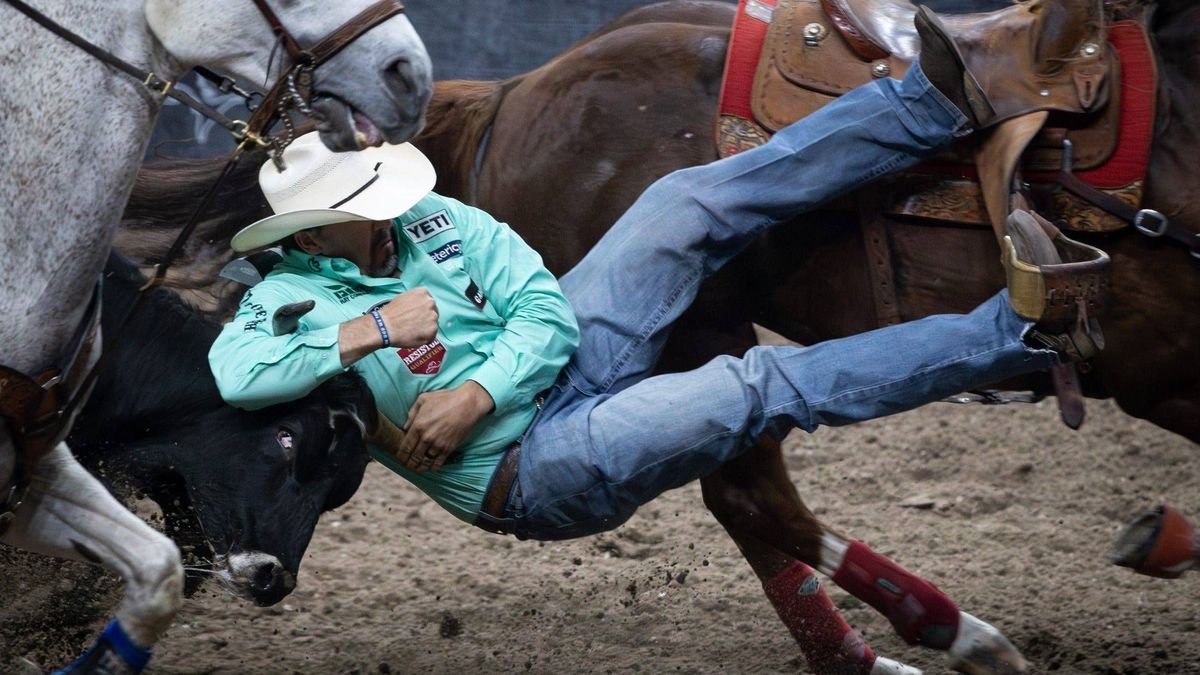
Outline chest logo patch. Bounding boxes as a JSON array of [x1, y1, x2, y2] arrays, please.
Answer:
[[397, 340, 446, 375], [403, 210, 456, 244], [428, 240, 463, 264], [324, 284, 366, 304], [465, 280, 487, 310]]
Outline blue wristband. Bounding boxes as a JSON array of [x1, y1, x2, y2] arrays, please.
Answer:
[[370, 308, 390, 348]]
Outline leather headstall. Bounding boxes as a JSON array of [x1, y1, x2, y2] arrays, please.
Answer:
[[245, 0, 407, 165]]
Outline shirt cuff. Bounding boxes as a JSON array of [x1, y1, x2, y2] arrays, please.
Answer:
[[468, 360, 518, 415], [302, 325, 346, 380]]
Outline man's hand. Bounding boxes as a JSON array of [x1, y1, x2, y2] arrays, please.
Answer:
[[379, 288, 439, 347], [395, 381, 495, 472], [338, 288, 439, 366]]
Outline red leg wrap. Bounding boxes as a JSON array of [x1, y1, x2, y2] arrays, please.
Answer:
[[831, 541, 960, 649], [764, 561, 877, 675]]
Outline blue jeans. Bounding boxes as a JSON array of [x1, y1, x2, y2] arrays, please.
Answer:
[[488, 65, 1055, 540]]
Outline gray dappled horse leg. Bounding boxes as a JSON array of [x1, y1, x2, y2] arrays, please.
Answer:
[[705, 438, 1029, 674], [1, 444, 182, 665]]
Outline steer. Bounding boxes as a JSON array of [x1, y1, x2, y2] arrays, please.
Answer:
[[67, 254, 375, 606]]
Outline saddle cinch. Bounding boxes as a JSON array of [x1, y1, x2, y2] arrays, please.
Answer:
[[716, 0, 1156, 427]]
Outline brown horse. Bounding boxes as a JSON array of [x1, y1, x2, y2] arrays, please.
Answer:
[[118, 0, 1198, 671], [406, 0, 1200, 664], [419, 0, 1200, 446]]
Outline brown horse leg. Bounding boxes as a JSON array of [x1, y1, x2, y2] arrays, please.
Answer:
[[705, 437, 1029, 674], [703, 439, 922, 675]]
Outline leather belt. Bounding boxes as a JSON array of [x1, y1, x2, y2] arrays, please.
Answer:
[[476, 442, 521, 534]]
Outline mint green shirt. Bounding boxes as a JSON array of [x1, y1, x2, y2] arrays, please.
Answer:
[[208, 193, 580, 523]]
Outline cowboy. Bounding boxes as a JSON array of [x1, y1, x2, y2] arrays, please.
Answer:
[[209, 8, 1106, 674]]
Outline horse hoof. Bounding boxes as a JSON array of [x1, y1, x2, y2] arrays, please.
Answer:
[[872, 655, 924, 675], [947, 612, 1028, 675], [1113, 504, 1199, 578]]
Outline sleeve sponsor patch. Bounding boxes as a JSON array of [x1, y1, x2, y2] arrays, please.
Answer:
[[428, 240, 463, 264], [242, 300, 269, 332], [402, 210, 456, 244]]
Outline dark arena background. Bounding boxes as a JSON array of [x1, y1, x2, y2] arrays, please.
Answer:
[[4, 1, 1196, 674], [146, 0, 1005, 160]]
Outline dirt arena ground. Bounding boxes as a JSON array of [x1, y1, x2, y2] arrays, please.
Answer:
[[3, 390, 1197, 674]]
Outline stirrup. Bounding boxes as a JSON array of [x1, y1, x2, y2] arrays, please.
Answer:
[[1003, 210, 1109, 360], [1113, 505, 1200, 579]]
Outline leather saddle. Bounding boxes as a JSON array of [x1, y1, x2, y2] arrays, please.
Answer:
[[716, 0, 1142, 428], [722, 0, 1150, 234], [753, 0, 1111, 147]]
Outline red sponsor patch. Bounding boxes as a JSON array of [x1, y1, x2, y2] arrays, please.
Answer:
[[396, 340, 445, 375]]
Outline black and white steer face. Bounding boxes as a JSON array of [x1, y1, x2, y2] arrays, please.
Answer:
[[74, 371, 375, 607], [175, 375, 375, 606], [74, 255, 379, 606]]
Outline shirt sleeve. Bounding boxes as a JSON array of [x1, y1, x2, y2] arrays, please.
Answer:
[[208, 281, 346, 411], [449, 197, 580, 415]]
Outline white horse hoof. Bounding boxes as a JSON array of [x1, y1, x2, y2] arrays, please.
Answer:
[[872, 655, 923, 675], [947, 612, 1029, 675]]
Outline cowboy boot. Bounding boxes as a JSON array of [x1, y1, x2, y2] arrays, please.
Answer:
[[916, 0, 1109, 129], [1002, 209, 1108, 362]]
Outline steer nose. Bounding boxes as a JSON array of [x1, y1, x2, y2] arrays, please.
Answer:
[[250, 561, 297, 607]]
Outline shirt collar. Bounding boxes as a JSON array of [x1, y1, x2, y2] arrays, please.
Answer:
[[276, 245, 405, 290]]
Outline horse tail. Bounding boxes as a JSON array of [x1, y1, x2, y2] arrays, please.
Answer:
[[118, 145, 273, 317], [415, 79, 509, 202], [120, 148, 271, 261]]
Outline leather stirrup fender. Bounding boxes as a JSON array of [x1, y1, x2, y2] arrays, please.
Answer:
[[977, 112, 1050, 245]]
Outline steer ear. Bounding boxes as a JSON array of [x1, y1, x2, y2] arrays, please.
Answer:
[[272, 300, 317, 335]]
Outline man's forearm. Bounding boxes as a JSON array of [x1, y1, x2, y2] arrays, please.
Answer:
[[338, 314, 385, 366]]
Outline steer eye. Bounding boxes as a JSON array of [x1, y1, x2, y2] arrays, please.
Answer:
[[277, 429, 295, 458]]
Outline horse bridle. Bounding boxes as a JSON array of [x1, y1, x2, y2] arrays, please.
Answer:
[[2, 0, 405, 160], [0, 0, 407, 530], [244, 0, 411, 165]]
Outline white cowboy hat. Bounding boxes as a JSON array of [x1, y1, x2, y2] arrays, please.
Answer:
[[230, 131, 436, 253]]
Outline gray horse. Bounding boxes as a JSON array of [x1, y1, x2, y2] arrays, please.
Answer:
[[0, 0, 431, 670]]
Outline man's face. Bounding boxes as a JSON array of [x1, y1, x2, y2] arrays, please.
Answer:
[[300, 220, 398, 277]]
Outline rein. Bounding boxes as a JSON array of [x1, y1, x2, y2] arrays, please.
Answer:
[[0, 0, 406, 528]]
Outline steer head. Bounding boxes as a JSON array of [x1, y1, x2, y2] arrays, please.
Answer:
[[80, 372, 375, 606]]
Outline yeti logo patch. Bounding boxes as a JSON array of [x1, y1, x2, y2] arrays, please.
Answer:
[[402, 210, 456, 244]]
